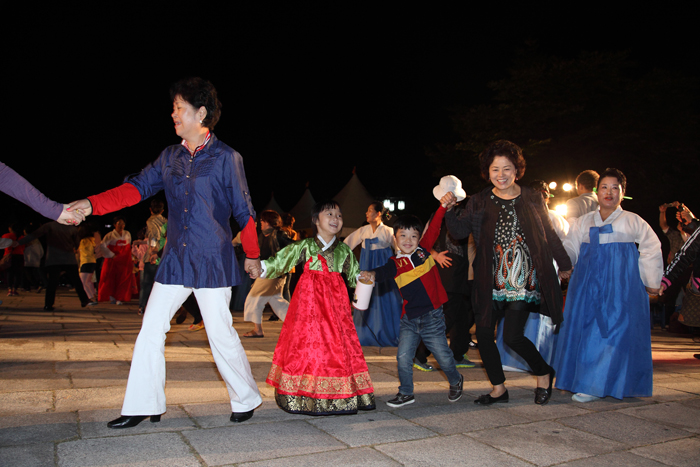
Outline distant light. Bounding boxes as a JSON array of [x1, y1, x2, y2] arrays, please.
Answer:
[[549, 181, 557, 190], [397, 201, 405, 210], [562, 183, 573, 192], [555, 204, 567, 216], [383, 199, 391, 209]]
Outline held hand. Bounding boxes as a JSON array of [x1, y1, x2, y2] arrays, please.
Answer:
[[244, 258, 262, 279], [67, 199, 93, 217], [659, 204, 667, 213], [558, 268, 573, 281], [431, 249, 452, 268], [359, 270, 376, 282], [57, 205, 86, 225], [658, 282, 667, 296], [440, 192, 458, 210], [646, 286, 661, 296]]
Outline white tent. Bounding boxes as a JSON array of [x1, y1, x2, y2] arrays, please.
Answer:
[[289, 187, 317, 232], [332, 170, 375, 237], [262, 192, 285, 216]]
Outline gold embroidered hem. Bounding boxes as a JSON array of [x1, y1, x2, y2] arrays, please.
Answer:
[[267, 364, 373, 397], [275, 390, 376, 415]]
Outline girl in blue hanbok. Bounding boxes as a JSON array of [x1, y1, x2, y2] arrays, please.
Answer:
[[344, 202, 403, 346], [554, 169, 662, 402]]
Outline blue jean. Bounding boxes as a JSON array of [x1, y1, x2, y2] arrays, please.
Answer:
[[397, 306, 462, 395]]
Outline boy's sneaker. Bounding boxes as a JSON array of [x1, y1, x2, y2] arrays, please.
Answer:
[[412, 358, 436, 372], [448, 374, 464, 402], [387, 393, 415, 408], [454, 356, 475, 368]]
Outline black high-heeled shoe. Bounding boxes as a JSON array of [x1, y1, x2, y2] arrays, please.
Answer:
[[535, 367, 556, 405], [107, 414, 161, 429]]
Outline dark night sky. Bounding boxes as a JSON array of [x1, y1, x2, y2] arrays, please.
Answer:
[[3, 6, 697, 232]]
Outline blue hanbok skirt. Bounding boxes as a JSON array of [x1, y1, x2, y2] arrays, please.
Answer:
[[496, 313, 557, 372], [353, 240, 403, 347], [554, 241, 652, 399]]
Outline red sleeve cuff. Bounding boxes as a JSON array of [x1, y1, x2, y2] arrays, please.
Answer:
[[87, 183, 142, 216], [240, 216, 260, 259]]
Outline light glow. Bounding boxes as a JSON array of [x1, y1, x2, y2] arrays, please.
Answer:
[[549, 181, 557, 190], [555, 204, 568, 216], [562, 183, 573, 192]]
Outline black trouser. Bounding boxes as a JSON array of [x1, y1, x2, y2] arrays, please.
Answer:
[[415, 290, 474, 362], [45, 264, 89, 308], [182, 294, 203, 324], [476, 299, 550, 386]]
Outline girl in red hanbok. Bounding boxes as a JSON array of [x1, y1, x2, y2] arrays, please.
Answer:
[[98, 216, 134, 304], [257, 200, 375, 415]]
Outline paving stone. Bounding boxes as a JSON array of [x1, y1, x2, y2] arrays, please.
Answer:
[[307, 411, 436, 447], [57, 432, 199, 467], [557, 451, 668, 466], [397, 402, 530, 434], [54, 386, 126, 412], [558, 411, 692, 446], [653, 376, 700, 396], [0, 390, 54, 416], [376, 433, 532, 466], [183, 420, 345, 465], [620, 401, 700, 433], [630, 437, 700, 467], [0, 412, 78, 446], [496, 399, 591, 422], [182, 400, 298, 428], [0, 374, 71, 392], [0, 443, 55, 467], [239, 446, 401, 467], [467, 420, 625, 466], [79, 407, 196, 438]]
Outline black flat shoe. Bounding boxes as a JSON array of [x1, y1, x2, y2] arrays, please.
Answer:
[[474, 390, 509, 405], [107, 415, 161, 429], [535, 367, 556, 405], [230, 410, 254, 423]]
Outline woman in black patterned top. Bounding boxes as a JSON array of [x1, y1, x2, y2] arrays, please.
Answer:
[[441, 140, 572, 405]]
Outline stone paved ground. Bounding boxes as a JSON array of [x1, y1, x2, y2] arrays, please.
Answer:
[[0, 288, 699, 466]]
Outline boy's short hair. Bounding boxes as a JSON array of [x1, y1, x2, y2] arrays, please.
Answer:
[[150, 199, 165, 214], [393, 215, 423, 235]]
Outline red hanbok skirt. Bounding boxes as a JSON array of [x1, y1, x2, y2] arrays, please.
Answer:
[[266, 256, 375, 415]]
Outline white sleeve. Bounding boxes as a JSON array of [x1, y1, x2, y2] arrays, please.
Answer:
[[634, 216, 663, 288], [563, 216, 584, 266], [343, 226, 365, 250]]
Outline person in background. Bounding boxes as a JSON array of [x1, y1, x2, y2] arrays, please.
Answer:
[[141, 199, 167, 312], [22, 224, 46, 292], [98, 217, 133, 305], [78, 223, 100, 305], [344, 202, 403, 347], [565, 170, 599, 221], [18, 222, 90, 310], [3, 223, 25, 296]]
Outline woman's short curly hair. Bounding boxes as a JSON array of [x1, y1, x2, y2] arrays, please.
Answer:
[[597, 168, 627, 193], [169, 77, 222, 130], [478, 140, 526, 181]]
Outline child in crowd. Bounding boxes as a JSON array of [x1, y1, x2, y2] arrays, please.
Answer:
[[256, 200, 375, 415], [360, 203, 463, 407]]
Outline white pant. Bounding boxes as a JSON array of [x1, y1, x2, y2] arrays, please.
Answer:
[[121, 282, 262, 415], [243, 277, 289, 324]]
